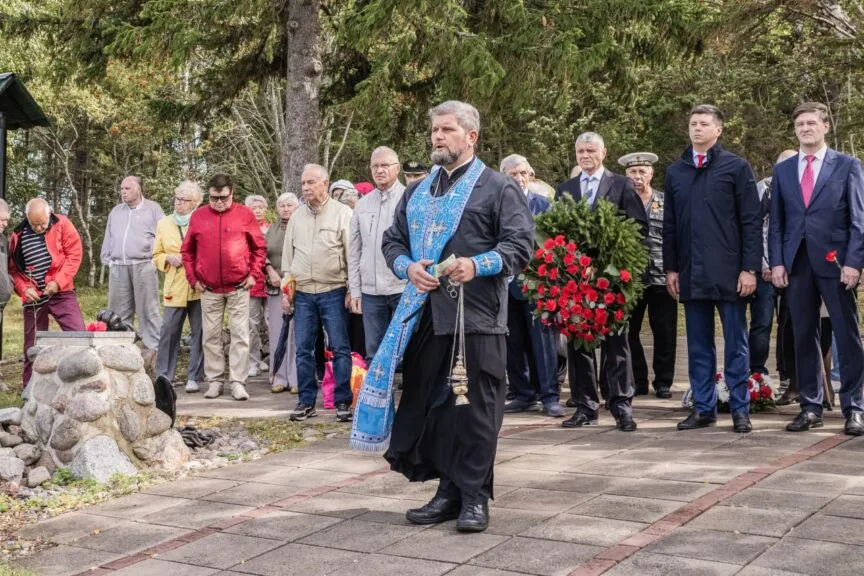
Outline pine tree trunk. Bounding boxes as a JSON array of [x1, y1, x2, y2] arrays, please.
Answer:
[[282, 0, 323, 196]]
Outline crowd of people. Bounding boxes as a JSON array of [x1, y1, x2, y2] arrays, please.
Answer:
[[1, 98, 863, 532]]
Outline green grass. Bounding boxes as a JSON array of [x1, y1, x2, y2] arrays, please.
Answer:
[[0, 565, 37, 576]]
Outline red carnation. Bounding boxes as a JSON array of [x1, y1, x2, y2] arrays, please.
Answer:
[[751, 372, 763, 383], [521, 283, 528, 293], [565, 280, 579, 294], [614, 309, 625, 321], [600, 326, 610, 335], [620, 269, 632, 283], [596, 277, 610, 290], [544, 252, 554, 264], [563, 253, 575, 266], [550, 285, 560, 297], [750, 389, 759, 401], [617, 293, 626, 305], [579, 255, 591, 267], [543, 238, 555, 250], [555, 235, 566, 247], [324, 350, 334, 361], [715, 372, 723, 381], [582, 308, 594, 320], [581, 267, 592, 279], [534, 248, 545, 259], [536, 299, 545, 311], [548, 268, 559, 281], [566, 241, 577, 253], [567, 265, 579, 275], [537, 284, 546, 296], [604, 292, 616, 305], [584, 333, 595, 342], [545, 299, 557, 312], [537, 264, 547, 277], [585, 289, 598, 302], [826, 250, 838, 263], [570, 304, 583, 315], [760, 385, 772, 398], [595, 309, 608, 324]]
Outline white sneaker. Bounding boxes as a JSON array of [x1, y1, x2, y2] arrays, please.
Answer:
[[185, 380, 199, 393], [231, 382, 250, 401], [248, 364, 260, 377], [203, 382, 223, 398]]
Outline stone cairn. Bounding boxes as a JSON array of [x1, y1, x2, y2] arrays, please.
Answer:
[[0, 337, 188, 488]]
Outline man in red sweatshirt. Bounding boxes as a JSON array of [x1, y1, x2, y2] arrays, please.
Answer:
[[9, 198, 85, 386], [181, 174, 267, 401]]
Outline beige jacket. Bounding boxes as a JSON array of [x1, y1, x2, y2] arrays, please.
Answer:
[[282, 197, 352, 294]]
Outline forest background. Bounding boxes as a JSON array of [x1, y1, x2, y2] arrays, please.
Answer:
[[1, 0, 863, 289]]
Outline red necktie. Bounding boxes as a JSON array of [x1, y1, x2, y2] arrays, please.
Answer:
[[801, 154, 816, 207], [697, 154, 705, 168]]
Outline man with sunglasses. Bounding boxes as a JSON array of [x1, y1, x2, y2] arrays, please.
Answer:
[[181, 174, 267, 401]]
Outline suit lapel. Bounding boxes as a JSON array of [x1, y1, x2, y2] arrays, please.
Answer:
[[808, 149, 837, 207], [785, 156, 805, 210], [595, 171, 613, 203]]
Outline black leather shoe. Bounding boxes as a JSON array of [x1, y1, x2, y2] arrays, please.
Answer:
[[405, 496, 461, 525], [786, 411, 823, 432], [775, 391, 799, 406], [635, 385, 649, 396], [655, 385, 672, 399], [456, 501, 489, 532], [677, 411, 717, 430], [845, 412, 864, 436], [732, 411, 752, 433], [565, 398, 578, 408], [616, 415, 637, 432], [562, 411, 598, 428]]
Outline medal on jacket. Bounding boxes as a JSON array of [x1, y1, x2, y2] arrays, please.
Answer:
[[448, 283, 470, 406]]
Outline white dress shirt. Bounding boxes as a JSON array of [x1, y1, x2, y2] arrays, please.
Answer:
[[798, 145, 828, 184], [581, 166, 605, 206], [692, 149, 709, 167]]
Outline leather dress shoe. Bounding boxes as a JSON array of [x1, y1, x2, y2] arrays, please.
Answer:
[[504, 399, 541, 413], [456, 501, 489, 532], [635, 385, 650, 396], [677, 411, 717, 430], [565, 398, 578, 408], [786, 411, 823, 432], [405, 496, 461, 525], [732, 411, 752, 433], [562, 411, 598, 428], [616, 415, 637, 431], [775, 390, 799, 406], [845, 412, 864, 436], [655, 385, 672, 399]]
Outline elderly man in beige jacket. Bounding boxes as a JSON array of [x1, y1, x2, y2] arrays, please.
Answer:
[[282, 164, 354, 423]]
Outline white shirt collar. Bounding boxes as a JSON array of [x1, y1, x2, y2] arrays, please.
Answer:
[[799, 145, 828, 163], [443, 156, 475, 177], [692, 149, 710, 165], [581, 166, 605, 184]]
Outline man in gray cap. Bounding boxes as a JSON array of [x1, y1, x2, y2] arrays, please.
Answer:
[[402, 160, 429, 185], [619, 152, 678, 399]]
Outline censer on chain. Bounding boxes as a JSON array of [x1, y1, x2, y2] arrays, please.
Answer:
[[448, 282, 470, 406]]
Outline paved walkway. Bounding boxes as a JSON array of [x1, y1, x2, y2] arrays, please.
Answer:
[[14, 403, 864, 576]]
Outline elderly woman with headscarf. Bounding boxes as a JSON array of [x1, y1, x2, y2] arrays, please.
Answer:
[[152, 180, 205, 392], [264, 192, 300, 393], [245, 194, 271, 377]]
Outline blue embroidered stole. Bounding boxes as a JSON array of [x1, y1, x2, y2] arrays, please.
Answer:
[[349, 159, 486, 452]]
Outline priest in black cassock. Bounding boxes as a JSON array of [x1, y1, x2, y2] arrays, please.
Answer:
[[378, 101, 534, 532]]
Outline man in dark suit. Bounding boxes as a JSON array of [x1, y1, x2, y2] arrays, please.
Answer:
[[769, 102, 864, 436], [555, 132, 647, 432], [663, 104, 762, 434], [500, 154, 564, 417]]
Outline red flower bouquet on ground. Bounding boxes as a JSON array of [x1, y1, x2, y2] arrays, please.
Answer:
[[520, 234, 637, 351]]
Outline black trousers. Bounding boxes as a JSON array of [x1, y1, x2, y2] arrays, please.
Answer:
[[567, 331, 634, 420], [628, 285, 678, 392], [385, 305, 506, 504]]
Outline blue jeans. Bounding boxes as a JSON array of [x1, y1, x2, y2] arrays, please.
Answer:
[[748, 277, 775, 374], [684, 300, 750, 415], [294, 288, 352, 408], [361, 293, 402, 363], [506, 295, 560, 405]]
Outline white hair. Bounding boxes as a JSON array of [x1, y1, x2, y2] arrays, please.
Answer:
[[371, 146, 400, 164], [25, 198, 51, 216], [276, 192, 299, 206], [500, 154, 531, 174], [175, 180, 203, 203], [245, 194, 268, 208], [575, 132, 605, 149], [0, 198, 9, 214], [302, 163, 329, 181], [429, 100, 481, 133]]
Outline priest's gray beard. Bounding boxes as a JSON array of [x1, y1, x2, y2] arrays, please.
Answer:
[[431, 145, 464, 166]]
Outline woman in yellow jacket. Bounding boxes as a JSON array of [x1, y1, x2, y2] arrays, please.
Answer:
[[153, 181, 204, 392]]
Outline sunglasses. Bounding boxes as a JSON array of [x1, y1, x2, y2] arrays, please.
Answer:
[[209, 194, 231, 203]]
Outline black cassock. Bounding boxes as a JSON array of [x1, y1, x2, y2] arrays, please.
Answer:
[[381, 159, 534, 504]]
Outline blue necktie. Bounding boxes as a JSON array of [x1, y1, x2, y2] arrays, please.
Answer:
[[583, 177, 595, 205]]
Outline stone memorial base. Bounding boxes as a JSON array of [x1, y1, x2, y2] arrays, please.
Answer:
[[16, 332, 189, 483]]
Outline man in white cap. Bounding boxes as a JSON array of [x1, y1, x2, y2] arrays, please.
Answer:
[[619, 152, 678, 399]]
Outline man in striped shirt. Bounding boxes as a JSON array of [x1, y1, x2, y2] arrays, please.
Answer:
[[9, 198, 85, 386]]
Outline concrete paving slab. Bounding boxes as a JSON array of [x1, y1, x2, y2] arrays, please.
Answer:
[[296, 518, 423, 552], [144, 477, 243, 499], [603, 477, 719, 502], [642, 462, 750, 483], [688, 504, 811, 537], [645, 528, 777, 565], [230, 542, 359, 576], [255, 449, 336, 467], [496, 453, 592, 472], [735, 567, 809, 576], [222, 510, 342, 540], [821, 494, 864, 519], [521, 513, 646, 546], [445, 567, 529, 576], [751, 536, 864, 575], [756, 470, 858, 495], [432, 507, 557, 536], [16, 544, 122, 576], [329, 553, 456, 576], [139, 499, 255, 529], [791, 513, 864, 546], [86, 493, 190, 520], [252, 466, 355, 487], [469, 536, 601, 576], [302, 453, 388, 474], [63, 519, 187, 554], [159, 532, 284, 569], [337, 472, 436, 500], [112, 559, 219, 576], [490, 487, 593, 512], [201, 481, 305, 507], [18, 512, 125, 544], [606, 551, 741, 575], [199, 462, 291, 482], [284, 491, 413, 519], [723, 488, 833, 512], [569, 494, 681, 523], [379, 528, 508, 563]]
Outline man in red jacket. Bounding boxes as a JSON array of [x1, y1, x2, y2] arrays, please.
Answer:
[[181, 174, 267, 401], [9, 198, 85, 386]]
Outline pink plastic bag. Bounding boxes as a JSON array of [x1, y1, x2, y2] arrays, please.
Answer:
[[321, 362, 335, 409]]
